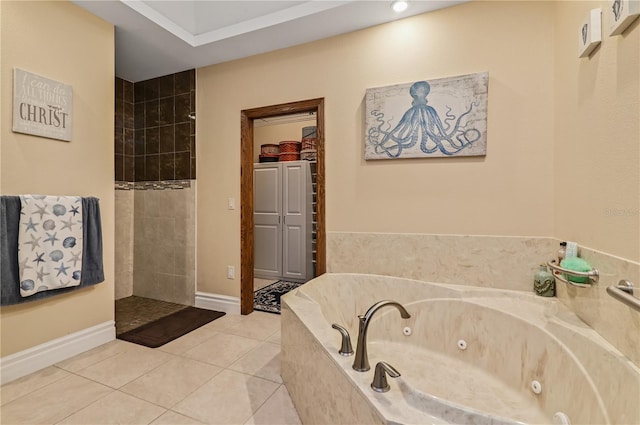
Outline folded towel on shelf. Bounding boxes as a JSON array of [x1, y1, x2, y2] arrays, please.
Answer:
[[1, 196, 104, 306]]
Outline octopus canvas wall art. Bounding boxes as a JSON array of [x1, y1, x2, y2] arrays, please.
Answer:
[[364, 72, 488, 160]]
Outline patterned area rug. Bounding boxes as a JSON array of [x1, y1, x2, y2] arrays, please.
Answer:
[[254, 280, 304, 314]]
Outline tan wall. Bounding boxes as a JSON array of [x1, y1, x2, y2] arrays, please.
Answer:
[[0, 1, 114, 356], [554, 1, 640, 261], [197, 1, 556, 297]]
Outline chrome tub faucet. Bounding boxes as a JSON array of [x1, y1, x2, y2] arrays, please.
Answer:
[[352, 300, 411, 372]]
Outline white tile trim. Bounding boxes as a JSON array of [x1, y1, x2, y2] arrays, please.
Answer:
[[0, 321, 115, 385], [195, 291, 240, 315]]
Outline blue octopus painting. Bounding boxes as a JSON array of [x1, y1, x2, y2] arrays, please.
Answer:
[[365, 72, 488, 159]]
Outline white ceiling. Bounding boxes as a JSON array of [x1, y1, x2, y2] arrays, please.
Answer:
[[73, 0, 466, 82]]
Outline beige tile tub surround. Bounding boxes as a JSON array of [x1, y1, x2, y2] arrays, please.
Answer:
[[554, 243, 640, 367], [327, 232, 556, 292], [282, 273, 640, 424], [281, 305, 387, 425]]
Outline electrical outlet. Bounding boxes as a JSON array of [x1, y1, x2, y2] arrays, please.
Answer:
[[228, 197, 235, 210], [227, 265, 235, 279]]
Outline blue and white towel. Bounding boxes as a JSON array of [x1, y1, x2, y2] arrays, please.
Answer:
[[18, 195, 83, 297]]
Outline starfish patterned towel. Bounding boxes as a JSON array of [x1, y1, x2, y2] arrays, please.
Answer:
[[18, 195, 83, 297]]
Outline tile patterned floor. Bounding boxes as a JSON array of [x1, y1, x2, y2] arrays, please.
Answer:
[[115, 296, 189, 335], [0, 312, 301, 425]]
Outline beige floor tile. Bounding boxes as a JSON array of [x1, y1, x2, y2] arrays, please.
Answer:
[[57, 390, 165, 424], [266, 331, 281, 345], [244, 385, 301, 425], [75, 346, 173, 388], [229, 342, 282, 384], [173, 370, 279, 425], [183, 333, 261, 368], [0, 366, 70, 406], [120, 357, 222, 408], [155, 326, 218, 355], [56, 339, 136, 372], [0, 375, 112, 424], [199, 313, 245, 332], [151, 411, 205, 424], [221, 312, 281, 341]]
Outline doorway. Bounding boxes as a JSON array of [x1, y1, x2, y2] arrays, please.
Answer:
[[240, 98, 326, 314]]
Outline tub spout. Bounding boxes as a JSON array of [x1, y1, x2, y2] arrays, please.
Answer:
[[352, 300, 411, 372]]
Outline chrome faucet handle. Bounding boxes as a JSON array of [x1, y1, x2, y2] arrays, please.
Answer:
[[371, 361, 400, 393], [331, 323, 354, 356]]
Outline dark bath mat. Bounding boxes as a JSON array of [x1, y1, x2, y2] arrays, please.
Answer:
[[117, 307, 225, 348], [254, 280, 304, 314]]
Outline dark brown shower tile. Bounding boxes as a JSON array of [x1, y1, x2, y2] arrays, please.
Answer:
[[135, 102, 145, 129], [159, 125, 175, 153], [135, 156, 146, 181], [191, 157, 196, 180], [175, 70, 191, 94], [190, 119, 195, 136], [189, 69, 195, 90], [175, 123, 190, 152], [124, 129, 135, 155], [134, 82, 145, 103], [115, 78, 124, 100], [158, 74, 174, 98], [115, 100, 123, 130], [175, 94, 190, 123], [115, 154, 124, 181], [135, 130, 145, 156], [124, 102, 134, 129], [159, 153, 175, 180], [175, 152, 190, 180], [145, 100, 159, 127], [115, 130, 124, 155], [190, 135, 196, 155], [124, 155, 135, 182], [145, 154, 160, 181], [159, 97, 175, 126], [124, 80, 134, 103], [145, 127, 160, 155], [144, 77, 159, 101], [190, 90, 195, 113]]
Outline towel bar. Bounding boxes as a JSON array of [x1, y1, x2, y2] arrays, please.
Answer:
[[547, 260, 599, 287], [607, 280, 640, 312]]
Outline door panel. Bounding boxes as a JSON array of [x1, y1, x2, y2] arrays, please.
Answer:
[[283, 224, 303, 278], [282, 163, 307, 280], [254, 164, 282, 279]]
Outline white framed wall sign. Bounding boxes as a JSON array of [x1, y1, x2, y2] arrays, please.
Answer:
[[13, 68, 73, 142], [578, 8, 602, 58], [608, 0, 640, 36]]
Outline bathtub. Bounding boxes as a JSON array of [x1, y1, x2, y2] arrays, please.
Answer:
[[280, 273, 640, 425]]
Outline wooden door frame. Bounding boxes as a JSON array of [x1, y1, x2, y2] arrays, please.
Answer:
[[240, 98, 325, 315]]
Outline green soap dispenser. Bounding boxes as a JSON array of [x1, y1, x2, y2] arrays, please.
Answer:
[[534, 264, 555, 297]]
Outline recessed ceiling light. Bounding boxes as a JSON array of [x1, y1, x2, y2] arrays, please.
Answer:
[[391, 0, 409, 13]]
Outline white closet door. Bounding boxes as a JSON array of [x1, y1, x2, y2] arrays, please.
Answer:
[[282, 162, 307, 281], [253, 164, 282, 280]]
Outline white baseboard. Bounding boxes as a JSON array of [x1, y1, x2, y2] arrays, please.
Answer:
[[0, 321, 115, 385], [195, 291, 240, 315]]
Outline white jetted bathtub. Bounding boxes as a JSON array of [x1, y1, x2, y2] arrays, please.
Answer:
[[281, 273, 640, 425]]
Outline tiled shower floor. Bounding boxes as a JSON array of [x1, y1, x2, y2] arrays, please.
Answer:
[[115, 296, 189, 335]]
